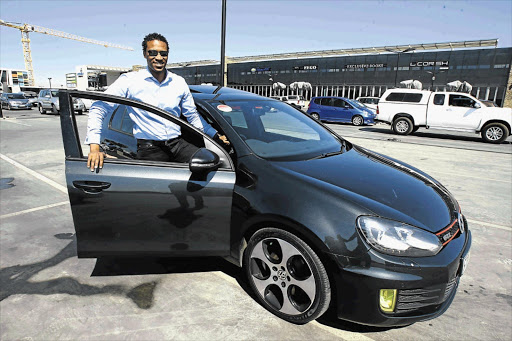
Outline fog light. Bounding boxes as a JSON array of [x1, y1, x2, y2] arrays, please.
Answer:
[[379, 289, 397, 313]]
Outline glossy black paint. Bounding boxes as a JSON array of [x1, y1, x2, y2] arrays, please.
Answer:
[[59, 87, 471, 326]]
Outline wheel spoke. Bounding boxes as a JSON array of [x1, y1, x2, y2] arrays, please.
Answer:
[[279, 289, 301, 315], [278, 239, 301, 266], [289, 274, 316, 301], [252, 274, 275, 298]]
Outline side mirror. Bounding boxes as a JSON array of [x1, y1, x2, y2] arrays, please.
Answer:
[[474, 103, 481, 109], [189, 148, 221, 174]]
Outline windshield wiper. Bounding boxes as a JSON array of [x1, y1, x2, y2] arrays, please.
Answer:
[[308, 140, 347, 160]]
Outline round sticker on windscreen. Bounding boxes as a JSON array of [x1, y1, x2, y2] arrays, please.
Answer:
[[217, 104, 232, 112]]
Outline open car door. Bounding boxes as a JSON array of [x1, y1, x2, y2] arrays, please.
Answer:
[[59, 90, 235, 258]]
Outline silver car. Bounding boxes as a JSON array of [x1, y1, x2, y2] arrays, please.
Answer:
[[1, 93, 32, 110], [37, 89, 84, 114]]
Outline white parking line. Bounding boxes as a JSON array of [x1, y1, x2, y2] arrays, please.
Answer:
[[0, 153, 67, 193], [0, 201, 69, 219], [466, 218, 512, 232], [0, 118, 31, 126], [212, 272, 376, 341]]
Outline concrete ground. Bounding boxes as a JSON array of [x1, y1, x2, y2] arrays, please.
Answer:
[[0, 109, 511, 340]]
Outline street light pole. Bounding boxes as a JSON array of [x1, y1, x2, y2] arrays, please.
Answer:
[[220, 0, 227, 87], [386, 47, 415, 87], [48, 77, 52, 88], [425, 70, 446, 90]]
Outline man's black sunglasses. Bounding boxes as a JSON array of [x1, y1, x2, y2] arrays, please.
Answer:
[[147, 50, 169, 57]]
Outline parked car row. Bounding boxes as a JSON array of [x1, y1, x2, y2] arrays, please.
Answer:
[[36, 89, 85, 115], [270, 95, 306, 110]]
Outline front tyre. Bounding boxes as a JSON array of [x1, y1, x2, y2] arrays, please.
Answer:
[[482, 123, 509, 143], [352, 115, 364, 126], [244, 228, 331, 324], [38, 104, 46, 114], [311, 113, 320, 120], [392, 117, 413, 135]]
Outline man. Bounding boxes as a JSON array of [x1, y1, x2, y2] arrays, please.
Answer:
[[85, 32, 229, 171]]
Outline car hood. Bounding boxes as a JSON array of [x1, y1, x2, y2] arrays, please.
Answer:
[[482, 107, 512, 120], [273, 145, 456, 232]]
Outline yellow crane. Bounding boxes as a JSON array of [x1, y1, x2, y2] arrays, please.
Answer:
[[0, 19, 134, 86]]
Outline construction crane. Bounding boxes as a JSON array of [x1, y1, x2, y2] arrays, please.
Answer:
[[0, 19, 134, 86]]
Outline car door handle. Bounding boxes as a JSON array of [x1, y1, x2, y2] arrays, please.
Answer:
[[73, 181, 111, 193]]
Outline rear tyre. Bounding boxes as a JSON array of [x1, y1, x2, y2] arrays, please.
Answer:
[[244, 227, 331, 324], [39, 104, 46, 114], [311, 113, 320, 120], [481, 123, 509, 143], [352, 115, 364, 126], [392, 117, 413, 135]]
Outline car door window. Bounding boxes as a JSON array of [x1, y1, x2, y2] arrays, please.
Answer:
[[320, 98, 332, 106], [433, 94, 445, 105], [449, 94, 475, 108], [332, 98, 345, 108]]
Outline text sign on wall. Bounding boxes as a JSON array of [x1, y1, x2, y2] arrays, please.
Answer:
[[345, 63, 386, 69], [294, 65, 318, 70], [410, 61, 449, 67]]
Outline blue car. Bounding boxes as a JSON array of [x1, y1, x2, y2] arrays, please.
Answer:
[[307, 96, 375, 126]]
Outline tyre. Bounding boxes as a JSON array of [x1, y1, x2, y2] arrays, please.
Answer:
[[352, 115, 364, 126], [311, 113, 320, 120], [244, 227, 331, 324], [39, 104, 46, 114], [77, 110, 83, 115], [8, 104, 12, 110], [51, 104, 59, 114], [481, 123, 509, 143], [392, 117, 413, 135], [412, 126, 420, 133]]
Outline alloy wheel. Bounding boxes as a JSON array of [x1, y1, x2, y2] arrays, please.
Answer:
[[395, 120, 409, 133], [486, 126, 504, 141], [247, 234, 325, 320]]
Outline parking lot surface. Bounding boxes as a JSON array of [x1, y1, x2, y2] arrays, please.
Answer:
[[1, 109, 511, 340]]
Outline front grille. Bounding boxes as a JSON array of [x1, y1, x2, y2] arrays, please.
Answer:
[[393, 277, 458, 315], [436, 215, 464, 246]]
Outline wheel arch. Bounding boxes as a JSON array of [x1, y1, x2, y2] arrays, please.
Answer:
[[479, 119, 511, 135], [392, 113, 415, 126]]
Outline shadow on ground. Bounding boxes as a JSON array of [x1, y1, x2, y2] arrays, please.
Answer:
[[0, 233, 158, 309]]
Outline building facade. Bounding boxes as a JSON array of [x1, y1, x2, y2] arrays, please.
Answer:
[[0, 68, 30, 93], [169, 46, 512, 107]]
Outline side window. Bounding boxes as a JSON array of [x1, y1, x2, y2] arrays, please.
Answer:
[[433, 94, 445, 105], [449, 95, 476, 108], [313, 98, 322, 105], [386, 92, 422, 103], [332, 98, 345, 108], [320, 98, 332, 106]]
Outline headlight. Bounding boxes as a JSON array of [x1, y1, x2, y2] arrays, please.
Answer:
[[357, 216, 442, 257]]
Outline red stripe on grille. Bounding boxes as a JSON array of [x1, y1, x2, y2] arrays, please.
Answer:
[[436, 219, 457, 236]]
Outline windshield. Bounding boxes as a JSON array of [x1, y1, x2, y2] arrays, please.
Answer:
[[347, 99, 365, 109], [211, 100, 343, 161], [7, 93, 26, 99], [51, 90, 60, 97]]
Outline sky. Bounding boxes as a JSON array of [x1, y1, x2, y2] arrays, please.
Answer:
[[1, 0, 511, 87]]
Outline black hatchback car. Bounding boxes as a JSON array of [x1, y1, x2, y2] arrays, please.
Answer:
[[59, 86, 471, 326]]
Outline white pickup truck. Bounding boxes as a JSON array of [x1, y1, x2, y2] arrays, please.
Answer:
[[377, 89, 512, 143]]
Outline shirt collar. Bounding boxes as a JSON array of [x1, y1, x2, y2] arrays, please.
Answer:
[[143, 67, 173, 85]]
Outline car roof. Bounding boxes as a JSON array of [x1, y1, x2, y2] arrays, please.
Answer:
[[189, 85, 270, 101], [311, 96, 350, 100]]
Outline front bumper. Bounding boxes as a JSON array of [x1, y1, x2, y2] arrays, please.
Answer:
[[8, 102, 32, 109], [328, 229, 471, 327]]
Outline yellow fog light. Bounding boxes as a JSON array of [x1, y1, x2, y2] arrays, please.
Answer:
[[379, 289, 397, 313]]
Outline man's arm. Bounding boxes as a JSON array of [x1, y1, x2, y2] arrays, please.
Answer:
[[85, 74, 129, 171], [181, 86, 230, 146]]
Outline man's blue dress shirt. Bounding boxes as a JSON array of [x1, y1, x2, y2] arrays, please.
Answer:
[[85, 68, 216, 145]]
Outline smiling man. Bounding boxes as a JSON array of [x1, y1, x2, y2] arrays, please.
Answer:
[[85, 32, 228, 171]]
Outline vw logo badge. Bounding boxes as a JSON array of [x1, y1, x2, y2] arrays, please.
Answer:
[[277, 270, 287, 280], [458, 213, 465, 234]]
